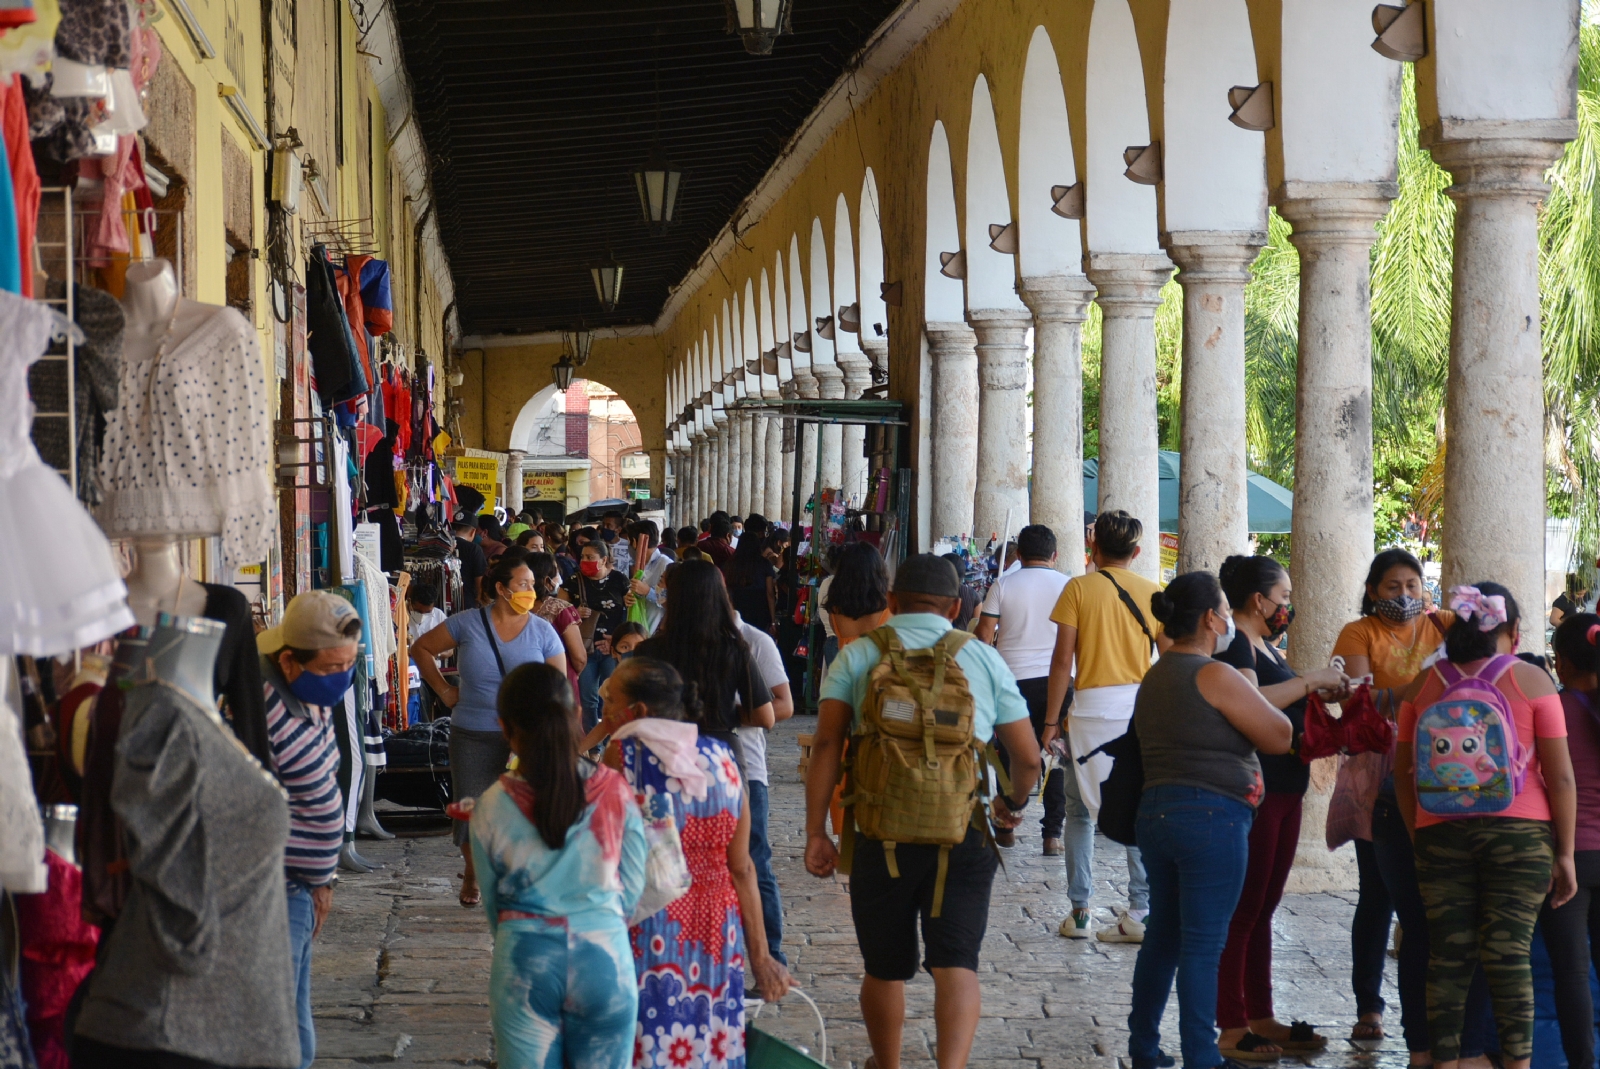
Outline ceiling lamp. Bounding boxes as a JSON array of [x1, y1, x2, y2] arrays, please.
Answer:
[[552, 354, 576, 392], [725, 0, 793, 56], [563, 327, 594, 365], [591, 258, 624, 312], [632, 152, 683, 235]]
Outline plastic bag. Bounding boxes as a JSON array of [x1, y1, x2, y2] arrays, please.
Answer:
[[630, 791, 692, 924], [1326, 751, 1388, 849]]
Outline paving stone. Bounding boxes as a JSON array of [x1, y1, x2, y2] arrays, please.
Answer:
[[308, 718, 1410, 1068]]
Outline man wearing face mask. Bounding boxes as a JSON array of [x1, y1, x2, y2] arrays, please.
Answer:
[[561, 540, 634, 730], [258, 591, 364, 1069], [1042, 511, 1166, 942]]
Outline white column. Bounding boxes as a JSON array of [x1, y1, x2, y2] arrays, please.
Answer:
[[1165, 233, 1263, 575], [925, 321, 980, 540], [1430, 138, 1566, 650], [793, 369, 820, 507], [837, 349, 873, 504], [733, 413, 751, 518], [1018, 277, 1097, 576], [505, 449, 526, 517], [747, 411, 765, 519], [1277, 186, 1392, 668], [814, 363, 845, 491], [765, 414, 783, 524], [688, 435, 704, 523], [1085, 253, 1171, 583], [712, 425, 727, 512], [966, 308, 1035, 547], [780, 381, 799, 524]]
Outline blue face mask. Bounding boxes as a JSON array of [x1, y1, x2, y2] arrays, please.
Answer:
[[288, 664, 355, 706]]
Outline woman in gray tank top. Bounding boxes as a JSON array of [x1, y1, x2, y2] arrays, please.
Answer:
[[1126, 572, 1294, 1069]]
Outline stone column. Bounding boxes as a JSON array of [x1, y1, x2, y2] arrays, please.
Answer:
[[764, 389, 784, 523], [966, 308, 1035, 548], [837, 350, 874, 503], [688, 434, 704, 524], [793, 369, 820, 510], [1277, 186, 1393, 669], [712, 423, 728, 512], [1430, 139, 1566, 651], [780, 381, 799, 524], [1016, 278, 1096, 576], [734, 412, 752, 519], [748, 411, 766, 519], [1165, 233, 1264, 575], [813, 363, 845, 491], [505, 449, 526, 517], [648, 446, 667, 505], [1086, 254, 1172, 583], [925, 321, 980, 540]]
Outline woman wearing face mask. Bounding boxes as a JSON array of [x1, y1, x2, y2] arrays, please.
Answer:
[[1213, 556, 1348, 1061], [528, 551, 586, 704], [412, 554, 569, 907], [1127, 571, 1295, 1069], [1331, 549, 1460, 1061], [561, 540, 633, 732]]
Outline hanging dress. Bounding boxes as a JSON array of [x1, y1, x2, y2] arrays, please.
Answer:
[[0, 292, 134, 655], [621, 733, 749, 1069]]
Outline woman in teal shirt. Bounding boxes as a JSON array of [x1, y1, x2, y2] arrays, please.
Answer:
[[468, 662, 647, 1069]]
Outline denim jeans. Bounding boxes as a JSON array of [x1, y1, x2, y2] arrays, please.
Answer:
[[1351, 836, 1393, 1020], [579, 652, 618, 732], [286, 879, 317, 1069], [747, 780, 787, 965], [1127, 785, 1253, 1069], [1062, 753, 1149, 911]]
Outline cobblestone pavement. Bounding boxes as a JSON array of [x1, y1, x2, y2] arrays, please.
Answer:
[[312, 717, 1412, 1069]]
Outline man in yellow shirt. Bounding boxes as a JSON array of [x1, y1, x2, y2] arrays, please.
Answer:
[[1042, 511, 1165, 943]]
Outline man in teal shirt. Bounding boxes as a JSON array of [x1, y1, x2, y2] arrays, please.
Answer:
[[805, 554, 1040, 1069]]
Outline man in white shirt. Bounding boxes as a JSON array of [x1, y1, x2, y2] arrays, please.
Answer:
[[735, 609, 794, 969], [975, 525, 1070, 855]]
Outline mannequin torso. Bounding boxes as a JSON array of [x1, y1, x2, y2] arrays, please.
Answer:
[[123, 537, 209, 625], [131, 614, 224, 710]]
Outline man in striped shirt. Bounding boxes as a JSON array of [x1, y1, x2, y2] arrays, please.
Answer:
[[258, 591, 363, 1069]]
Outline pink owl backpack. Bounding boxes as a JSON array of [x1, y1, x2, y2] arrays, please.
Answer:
[[1413, 654, 1531, 818]]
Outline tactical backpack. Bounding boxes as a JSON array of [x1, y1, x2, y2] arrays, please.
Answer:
[[840, 625, 1006, 916]]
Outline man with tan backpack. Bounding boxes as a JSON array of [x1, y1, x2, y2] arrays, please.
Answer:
[[804, 554, 1041, 1069]]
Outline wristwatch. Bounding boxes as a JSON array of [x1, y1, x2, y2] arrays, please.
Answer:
[[1003, 791, 1031, 812]]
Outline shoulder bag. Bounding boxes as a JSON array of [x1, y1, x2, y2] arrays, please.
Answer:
[[478, 607, 508, 680], [1101, 570, 1157, 658]]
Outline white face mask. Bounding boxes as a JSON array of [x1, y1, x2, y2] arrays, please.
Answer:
[[1215, 611, 1236, 655]]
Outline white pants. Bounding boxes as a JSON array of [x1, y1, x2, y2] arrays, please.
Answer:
[[1065, 683, 1139, 817]]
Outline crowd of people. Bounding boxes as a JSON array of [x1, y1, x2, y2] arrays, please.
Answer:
[[36, 501, 1595, 1069]]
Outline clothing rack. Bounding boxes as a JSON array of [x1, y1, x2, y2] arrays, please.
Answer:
[[301, 216, 379, 255]]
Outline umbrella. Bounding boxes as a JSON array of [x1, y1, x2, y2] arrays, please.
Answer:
[[1081, 450, 1293, 534], [566, 498, 632, 523]]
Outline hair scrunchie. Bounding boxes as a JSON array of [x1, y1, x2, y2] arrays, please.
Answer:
[[1448, 585, 1508, 632], [1587, 623, 1600, 647]]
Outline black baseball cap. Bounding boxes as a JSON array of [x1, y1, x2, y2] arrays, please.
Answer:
[[893, 553, 961, 598]]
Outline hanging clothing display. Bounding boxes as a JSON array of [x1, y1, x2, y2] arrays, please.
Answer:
[[73, 680, 299, 1069], [305, 244, 365, 407], [0, 84, 19, 295], [0, 292, 133, 656], [359, 258, 392, 336], [333, 254, 376, 387], [63, 283, 122, 506], [202, 582, 271, 767], [16, 850, 98, 1069], [95, 305, 277, 571], [1, 696, 45, 893], [0, 0, 54, 76], [0, 75, 37, 297]]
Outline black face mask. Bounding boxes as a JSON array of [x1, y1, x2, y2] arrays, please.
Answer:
[[601, 528, 618, 543], [1264, 599, 1295, 639]]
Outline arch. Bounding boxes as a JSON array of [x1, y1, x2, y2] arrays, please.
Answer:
[[832, 193, 861, 356], [924, 121, 964, 323], [509, 382, 566, 455], [858, 168, 888, 343], [1085, 0, 1161, 254], [789, 234, 811, 379], [964, 75, 1022, 310], [773, 250, 794, 383], [1162, 0, 1267, 234], [809, 216, 836, 372], [1018, 27, 1083, 277]]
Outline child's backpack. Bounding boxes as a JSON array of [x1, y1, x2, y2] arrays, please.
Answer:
[[1414, 654, 1530, 818]]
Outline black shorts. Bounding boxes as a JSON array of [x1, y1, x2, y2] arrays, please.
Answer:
[[848, 824, 999, 980]]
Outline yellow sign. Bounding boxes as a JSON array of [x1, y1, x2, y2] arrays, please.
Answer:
[[452, 457, 500, 514], [524, 471, 566, 502], [1159, 533, 1178, 582]]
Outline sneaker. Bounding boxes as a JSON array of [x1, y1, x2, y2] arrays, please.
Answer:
[[1095, 910, 1146, 943], [1042, 837, 1064, 856], [1058, 908, 1093, 939]]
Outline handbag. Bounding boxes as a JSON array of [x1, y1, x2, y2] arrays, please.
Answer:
[[576, 579, 602, 654], [629, 790, 693, 924]]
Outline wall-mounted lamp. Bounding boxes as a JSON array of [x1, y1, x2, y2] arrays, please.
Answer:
[[1050, 183, 1084, 219], [793, 330, 812, 354], [1123, 143, 1162, 185], [1371, 3, 1426, 61], [762, 349, 780, 375], [880, 281, 903, 307], [838, 302, 860, 333], [270, 138, 304, 213], [1227, 83, 1274, 131], [987, 222, 1018, 255], [815, 314, 836, 340], [939, 250, 967, 279]]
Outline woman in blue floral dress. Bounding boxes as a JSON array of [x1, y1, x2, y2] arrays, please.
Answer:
[[599, 656, 790, 1069]]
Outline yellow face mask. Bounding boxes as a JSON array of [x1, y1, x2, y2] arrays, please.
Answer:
[[506, 591, 539, 615]]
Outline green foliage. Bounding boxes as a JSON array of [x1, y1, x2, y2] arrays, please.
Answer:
[[1243, 210, 1300, 488]]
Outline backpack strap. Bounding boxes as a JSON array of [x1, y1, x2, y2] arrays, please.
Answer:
[[1478, 654, 1522, 685]]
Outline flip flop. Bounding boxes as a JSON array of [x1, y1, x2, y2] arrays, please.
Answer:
[[1281, 1022, 1328, 1053], [1350, 1020, 1385, 1045], [459, 888, 481, 908], [1220, 1034, 1283, 1063]]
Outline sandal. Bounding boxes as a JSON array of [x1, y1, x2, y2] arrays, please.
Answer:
[[1350, 1020, 1385, 1044], [459, 887, 482, 908], [1219, 1034, 1282, 1063], [1281, 1022, 1328, 1053]]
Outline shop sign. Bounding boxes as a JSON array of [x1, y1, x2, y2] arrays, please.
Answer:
[[453, 457, 501, 513], [1160, 532, 1178, 584], [524, 471, 566, 502]]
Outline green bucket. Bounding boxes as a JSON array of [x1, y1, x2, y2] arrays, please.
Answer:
[[747, 1025, 828, 1069]]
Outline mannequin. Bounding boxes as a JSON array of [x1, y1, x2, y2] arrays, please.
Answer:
[[117, 261, 220, 624], [131, 613, 225, 709]]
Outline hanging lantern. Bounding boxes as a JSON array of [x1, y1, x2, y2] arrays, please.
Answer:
[[563, 327, 594, 366], [552, 354, 576, 392], [632, 153, 683, 235], [724, 0, 793, 56], [591, 259, 624, 312]]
